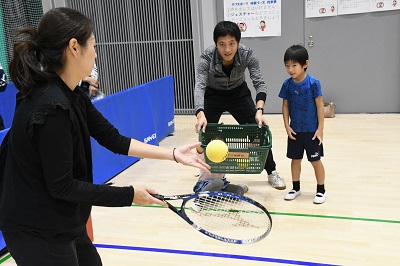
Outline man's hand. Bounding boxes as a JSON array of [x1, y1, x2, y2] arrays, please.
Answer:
[[255, 110, 267, 128], [195, 111, 207, 133]]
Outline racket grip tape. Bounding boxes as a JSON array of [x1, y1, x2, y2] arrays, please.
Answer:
[[151, 194, 164, 200]]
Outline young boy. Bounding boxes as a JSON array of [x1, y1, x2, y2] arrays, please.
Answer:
[[278, 45, 326, 204]]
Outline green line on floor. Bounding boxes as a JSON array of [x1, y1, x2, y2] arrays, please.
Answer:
[[270, 212, 400, 224], [0, 254, 12, 264], [132, 204, 400, 224]]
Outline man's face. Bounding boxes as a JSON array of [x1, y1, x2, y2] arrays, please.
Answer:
[[216, 35, 238, 65]]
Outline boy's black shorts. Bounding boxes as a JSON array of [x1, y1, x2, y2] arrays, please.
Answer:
[[287, 132, 324, 161]]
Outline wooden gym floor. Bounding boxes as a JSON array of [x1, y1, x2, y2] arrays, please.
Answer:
[[2, 114, 400, 265]]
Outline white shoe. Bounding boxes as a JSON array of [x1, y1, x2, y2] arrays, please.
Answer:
[[268, 171, 286, 190], [284, 190, 301, 200], [313, 192, 327, 204]]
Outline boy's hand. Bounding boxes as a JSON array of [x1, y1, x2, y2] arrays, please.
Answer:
[[312, 129, 323, 145], [286, 126, 297, 140]]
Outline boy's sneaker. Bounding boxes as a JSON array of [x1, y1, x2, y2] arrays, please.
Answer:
[[313, 192, 327, 204], [284, 190, 301, 200], [237, 184, 249, 193], [268, 171, 286, 190]]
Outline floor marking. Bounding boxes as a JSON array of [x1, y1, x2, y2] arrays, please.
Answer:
[[95, 243, 340, 266]]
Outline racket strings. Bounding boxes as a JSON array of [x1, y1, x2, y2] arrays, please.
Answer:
[[187, 195, 271, 241], [195, 198, 261, 228]]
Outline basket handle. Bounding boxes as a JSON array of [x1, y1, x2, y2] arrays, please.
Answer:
[[262, 124, 273, 148]]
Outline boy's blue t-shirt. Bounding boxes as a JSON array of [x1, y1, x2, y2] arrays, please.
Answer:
[[278, 74, 322, 132]]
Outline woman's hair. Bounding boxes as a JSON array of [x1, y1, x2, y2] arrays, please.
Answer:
[[9, 7, 94, 96], [284, 44, 309, 71], [213, 21, 241, 44]]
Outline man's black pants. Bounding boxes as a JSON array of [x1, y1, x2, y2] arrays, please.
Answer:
[[204, 82, 276, 174]]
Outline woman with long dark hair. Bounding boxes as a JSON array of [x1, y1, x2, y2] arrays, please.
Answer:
[[0, 7, 209, 265]]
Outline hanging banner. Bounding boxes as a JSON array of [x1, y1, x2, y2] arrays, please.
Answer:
[[338, 0, 370, 15], [370, 0, 400, 12], [306, 0, 338, 18], [224, 0, 281, 37], [307, 0, 400, 17]]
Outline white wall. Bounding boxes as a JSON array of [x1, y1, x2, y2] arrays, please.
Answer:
[[41, 0, 66, 13], [190, 0, 218, 69]]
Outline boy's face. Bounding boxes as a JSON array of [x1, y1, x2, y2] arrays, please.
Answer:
[[216, 35, 238, 65], [285, 60, 308, 82]]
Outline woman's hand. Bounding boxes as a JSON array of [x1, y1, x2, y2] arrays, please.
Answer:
[[174, 142, 211, 174], [132, 186, 167, 207]]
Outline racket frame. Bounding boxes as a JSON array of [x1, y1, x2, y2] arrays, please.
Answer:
[[153, 191, 272, 244]]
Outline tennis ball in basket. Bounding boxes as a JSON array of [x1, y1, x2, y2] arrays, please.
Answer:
[[206, 140, 229, 163], [237, 158, 249, 169]]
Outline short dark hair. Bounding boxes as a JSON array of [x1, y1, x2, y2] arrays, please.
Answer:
[[284, 44, 309, 71], [213, 21, 241, 44]]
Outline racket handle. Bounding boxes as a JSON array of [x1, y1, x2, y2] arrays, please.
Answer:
[[151, 194, 164, 200]]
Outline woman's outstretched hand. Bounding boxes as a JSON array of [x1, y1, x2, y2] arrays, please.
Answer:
[[174, 142, 211, 174]]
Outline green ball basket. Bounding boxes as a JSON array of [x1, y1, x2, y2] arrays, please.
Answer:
[[199, 123, 272, 174]]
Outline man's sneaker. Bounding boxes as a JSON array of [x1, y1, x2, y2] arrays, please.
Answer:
[[284, 190, 301, 200], [313, 192, 327, 204], [237, 184, 249, 193], [268, 171, 286, 190]]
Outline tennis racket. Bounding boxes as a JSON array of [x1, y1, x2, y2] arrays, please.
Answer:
[[152, 191, 272, 244]]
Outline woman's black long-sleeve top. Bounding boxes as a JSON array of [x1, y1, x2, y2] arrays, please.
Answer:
[[0, 77, 133, 240]]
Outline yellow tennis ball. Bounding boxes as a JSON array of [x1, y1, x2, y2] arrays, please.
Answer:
[[206, 140, 228, 163], [237, 158, 249, 168]]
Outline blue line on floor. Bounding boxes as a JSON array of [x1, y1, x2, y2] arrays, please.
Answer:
[[95, 243, 340, 266]]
